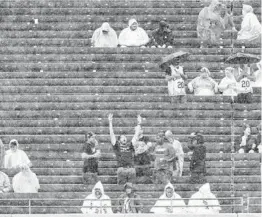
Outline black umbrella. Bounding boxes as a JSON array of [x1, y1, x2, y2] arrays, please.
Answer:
[[225, 52, 261, 65], [159, 51, 190, 68]]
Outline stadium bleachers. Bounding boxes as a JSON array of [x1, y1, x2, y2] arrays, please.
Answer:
[[0, 0, 261, 214]]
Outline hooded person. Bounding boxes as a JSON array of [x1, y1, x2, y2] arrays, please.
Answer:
[[118, 19, 150, 47], [188, 67, 218, 96], [150, 20, 174, 48], [150, 182, 187, 214], [4, 139, 31, 169], [237, 4, 261, 41], [81, 181, 113, 214], [252, 61, 262, 88], [91, 22, 118, 48], [117, 182, 142, 213], [12, 164, 40, 193], [219, 67, 238, 96], [188, 183, 221, 214]]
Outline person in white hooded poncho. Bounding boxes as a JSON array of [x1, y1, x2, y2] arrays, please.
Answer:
[[118, 19, 150, 47], [188, 183, 221, 214], [252, 61, 262, 88], [150, 182, 187, 214], [12, 164, 40, 193], [91, 22, 118, 48], [81, 181, 113, 214], [237, 4, 261, 41], [219, 67, 238, 96]]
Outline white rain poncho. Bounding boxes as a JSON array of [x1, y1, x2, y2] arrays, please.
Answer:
[[4, 139, 31, 169], [219, 67, 238, 96], [188, 183, 221, 214], [237, 4, 261, 41], [12, 165, 40, 193], [252, 61, 262, 87], [91, 22, 118, 47], [118, 19, 150, 47], [150, 182, 187, 214], [81, 181, 113, 214]]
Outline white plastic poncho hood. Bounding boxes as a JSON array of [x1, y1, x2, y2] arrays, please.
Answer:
[[81, 181, 113, 214]]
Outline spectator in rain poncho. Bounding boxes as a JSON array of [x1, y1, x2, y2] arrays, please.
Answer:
[[12, 164, 40, 193], [118, 19, 150, 47], [150, 182, 187, 214], [81, 181, 113, 214], [252, 61, 262, 87], [188, 67, 218, 96], [188, 183, 221, 214], [0, 171, 11, 193], [150, 20, 174, 48], [4, 139, 31, 169], [237, 4, 261, 41], [219, 67, 238, 96], [91, 22, 118, 48]]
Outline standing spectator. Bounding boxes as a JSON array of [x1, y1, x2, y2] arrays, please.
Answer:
[[188, 67, 218, 96], [108, 114, 136, 184], [116, 182, 142, 213], [237, 4, 261, 41], [165, 130, 184, 177], [153, 131, 176, 184], [219, 67, 238, 96], [197, 0, 224, 47], [189, 132, 207, 184], [132, 115, 154, 184], [150, 182, 187, 214], [12, 164, 40, 193], [91, 22, 118, 48], [82, 132, 101, 185], [220, 4, 236, 31], [4, 139, 31, 169], [118, 19, 150, 47], [0, 170, 11, 193], [188, 183, 221, 214], [81, 181, 113, 214], [150, 20, 174, 48]]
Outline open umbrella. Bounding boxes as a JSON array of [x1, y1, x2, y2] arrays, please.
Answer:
[[159, 51, 190, 68], [225, 53, 261, 65]]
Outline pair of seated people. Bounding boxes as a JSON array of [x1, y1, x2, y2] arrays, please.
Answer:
[[92, 19, 174, 48], [81, 181, 221, 214]]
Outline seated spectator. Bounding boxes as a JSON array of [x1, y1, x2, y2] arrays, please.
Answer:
[[150, 182, 187, 214], [252, 61, 262, 87], [188, 183, 221, 214], [219, 67, 238, 96], [220, 4, 236, 31], [116, 182, 142, 213], [237, 4, 261, 41], [0, 170, 11, 193], [197, 0, 224, 47], [13, 164, 40, 193], [188, 67, 218, 96], [189, 132, 206, 184], [108, 114, 136, 184], [132, 115, 154, 184], [118, 19, 150, 47], [153, 131, 176, 184], [81, 181, 113, 214], [91, 22, 118, 48], [255, 124, 262, 153], [150, 20, 174, 48], [165, 130, 184, 177], [82, 132, 101, 185], [4, 139, 31, 169]]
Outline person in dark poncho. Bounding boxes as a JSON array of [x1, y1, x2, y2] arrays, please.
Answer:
[[188, 132, 207, 184], [150, 20, 174, 48]]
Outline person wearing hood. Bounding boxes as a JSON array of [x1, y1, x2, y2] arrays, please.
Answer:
[[150, 20, 174, 48], [81, 181, 113, 214], [188, 67, 218, 96], [0, 170, 11, 193], [188, 183, 221, 214], [189, 132, 207, 184], [252, 61, 262, 88], [219, 67, 238, 96], [91, 22, 118, 48], [237, 4, 261, 41], [117, 182, 142, 213], [4, 139, 31, 169], [12, 164, 40, 193], [151, 182, 187, 214], [118, 19, 150, 47]]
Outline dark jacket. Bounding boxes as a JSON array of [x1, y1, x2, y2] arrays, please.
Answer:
[[117, 193, 142, 213], [190, 144, 206, 173]]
